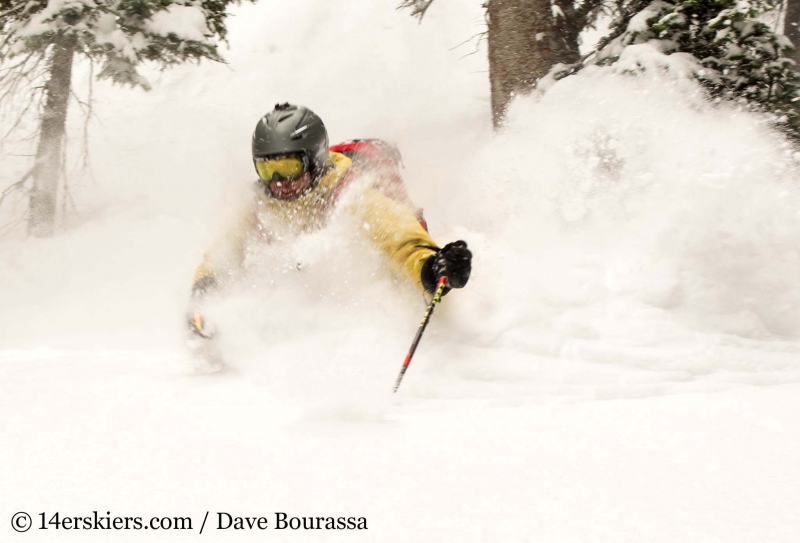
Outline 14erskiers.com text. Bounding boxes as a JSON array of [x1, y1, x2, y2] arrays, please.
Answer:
[[29, 511, 367, 531]]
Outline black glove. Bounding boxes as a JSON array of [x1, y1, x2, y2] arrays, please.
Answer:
[[420, 240, 472, 295], [187, 276, 218, 338]]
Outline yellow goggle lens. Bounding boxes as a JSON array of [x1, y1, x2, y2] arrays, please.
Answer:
[[255, 157, 305, 181]]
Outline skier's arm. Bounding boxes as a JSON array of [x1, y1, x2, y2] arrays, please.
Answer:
[[191, 205, 259, 293], [353, 188, 471, 293], [187, 205, 258, 337]]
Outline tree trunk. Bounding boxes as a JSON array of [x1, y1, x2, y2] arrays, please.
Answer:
[[486, 0, 580, 129], [786, 0, 800, 68], [28, 32, 76, 237]]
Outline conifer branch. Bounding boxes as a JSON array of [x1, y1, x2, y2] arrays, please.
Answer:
[[398, 0, 435, 22]]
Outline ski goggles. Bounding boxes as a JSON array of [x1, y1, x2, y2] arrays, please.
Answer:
[[254, 154, 309, 182]]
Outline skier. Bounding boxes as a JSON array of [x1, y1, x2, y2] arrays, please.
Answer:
[[187, 103, 472, 338]]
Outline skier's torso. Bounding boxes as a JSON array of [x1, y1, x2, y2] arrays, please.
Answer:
[[193, 151, 438, 292]]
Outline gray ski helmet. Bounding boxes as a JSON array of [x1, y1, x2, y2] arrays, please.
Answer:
[[252, 103, 330, 172]]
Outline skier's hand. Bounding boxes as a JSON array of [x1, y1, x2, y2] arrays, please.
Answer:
[[187, 312, 214, 339], [187, 276, 218, 339], [421, 240, 472, 295]]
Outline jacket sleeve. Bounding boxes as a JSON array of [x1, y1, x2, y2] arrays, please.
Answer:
[[192, 204, 259, 291], [351, 188, 439, 291]]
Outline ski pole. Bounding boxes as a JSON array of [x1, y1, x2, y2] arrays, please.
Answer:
[[393, 276, 448, 393]]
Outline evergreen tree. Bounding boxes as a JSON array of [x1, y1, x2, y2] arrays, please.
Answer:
[[0, 0, 245, 236], [548, 0, 800, 138]]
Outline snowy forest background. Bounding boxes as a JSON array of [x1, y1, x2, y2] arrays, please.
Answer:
[[2, 0, 800, 541]]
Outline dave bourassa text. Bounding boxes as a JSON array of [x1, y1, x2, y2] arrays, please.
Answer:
[[217, 512, 368, 530]]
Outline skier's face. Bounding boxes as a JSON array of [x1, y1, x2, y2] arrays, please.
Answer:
[[268, 172, 313, 200]]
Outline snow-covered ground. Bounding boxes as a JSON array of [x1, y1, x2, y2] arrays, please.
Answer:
[[2, 0, 800, 541]]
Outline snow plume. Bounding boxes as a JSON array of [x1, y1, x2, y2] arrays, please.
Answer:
[[439, 72, 800, 400], [199, 188, 422, 421]]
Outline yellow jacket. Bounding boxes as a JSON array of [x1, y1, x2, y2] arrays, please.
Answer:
[[193, 152, 439, 292]]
